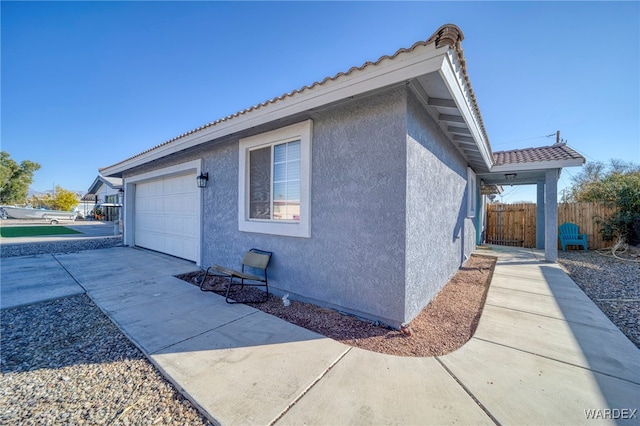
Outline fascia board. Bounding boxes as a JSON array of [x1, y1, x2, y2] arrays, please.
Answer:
[[438, 52, 493, 170], [87, 176, 120, 193], [102, 44, 448, 177], [87, 176, 104, 194], [491, 159, 585, 172]]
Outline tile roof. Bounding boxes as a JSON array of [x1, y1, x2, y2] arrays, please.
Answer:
[[102, 24, 490, 173], [493, 143, 585, 166]]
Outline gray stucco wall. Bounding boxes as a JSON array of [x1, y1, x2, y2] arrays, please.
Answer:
[[122, 85, 477, 328], [202, 87, 409, 326], [404, 90, 477, 322]]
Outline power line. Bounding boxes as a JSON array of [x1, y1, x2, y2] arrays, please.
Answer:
[[499, 185, 522, 203], [570, 145, 600, 164], [491, 133, 556, 147]]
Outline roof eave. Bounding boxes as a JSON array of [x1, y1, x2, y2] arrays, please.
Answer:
[[101, 43, 451, 177], [491, 158, 585, 173], [101, 24, 494, 178], [438, 51, 493, 171], [87, 175, 122, 193]]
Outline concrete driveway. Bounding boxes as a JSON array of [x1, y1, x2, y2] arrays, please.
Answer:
[[1, 246, 639, 425]]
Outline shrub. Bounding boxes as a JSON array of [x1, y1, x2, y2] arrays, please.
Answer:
[[595, 172, 640, 243]]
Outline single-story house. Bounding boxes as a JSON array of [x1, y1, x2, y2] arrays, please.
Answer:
[[100, 24, 584, 328], [81, 175, 123, 221]]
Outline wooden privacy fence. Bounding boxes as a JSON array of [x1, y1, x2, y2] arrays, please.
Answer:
[[485, 202, 616, 250]]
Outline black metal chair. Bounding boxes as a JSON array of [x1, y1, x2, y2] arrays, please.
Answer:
[[199, 248, 273, 303]]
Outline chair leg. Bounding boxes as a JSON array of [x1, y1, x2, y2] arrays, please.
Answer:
[[225, 277, 236, 304], [199, 268, 211, 291]]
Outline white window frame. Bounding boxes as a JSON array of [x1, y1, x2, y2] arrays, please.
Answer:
[[238, 120, 312, 238], [467, 167, 477, 218]]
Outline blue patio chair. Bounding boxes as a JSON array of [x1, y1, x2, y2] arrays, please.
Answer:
[[558, 223, 588, 251]]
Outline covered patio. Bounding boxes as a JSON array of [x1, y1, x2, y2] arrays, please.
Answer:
[[478, 142, 585, 262]]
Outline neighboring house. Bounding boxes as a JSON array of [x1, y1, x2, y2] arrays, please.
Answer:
[[100, 24, 584, 328], [82, 175, 123, 221]]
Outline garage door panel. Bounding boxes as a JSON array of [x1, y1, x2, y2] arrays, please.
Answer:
[[168, 217, 197, 237], [137, 179, 162, 196], [134, 172, 199, 262], [141, 214, 165, 232], [170, 221, 196, 239], [165, 197, 185, 215], [167, 180, 188, 195], [173, 195, 193, 213]]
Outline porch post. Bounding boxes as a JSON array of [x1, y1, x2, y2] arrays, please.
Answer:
[[123, 182, 134, 247], [536, 180, 545, 249], [544, 169, 559, 262]]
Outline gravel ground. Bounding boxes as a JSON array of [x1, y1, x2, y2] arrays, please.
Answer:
[[1, 238, 211, 425], [181, 254, 496, 357], [0, 294, 212, 425], [558, 248, 640, 348]]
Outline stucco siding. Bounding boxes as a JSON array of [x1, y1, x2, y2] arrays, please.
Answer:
[[122, 86, 477, 328], [404, 90, 477, 322], [200, 88, 408, 326], [305, 88, 407, 324]]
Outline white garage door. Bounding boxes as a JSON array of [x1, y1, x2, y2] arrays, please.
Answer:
[[134, 172, 198, 261]]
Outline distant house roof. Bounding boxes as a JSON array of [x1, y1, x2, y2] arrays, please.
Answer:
[[493, 143, 584, 166], [86, 175, 122, 194]]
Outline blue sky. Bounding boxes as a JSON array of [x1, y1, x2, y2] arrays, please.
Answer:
[[2, 1, 639, 202]]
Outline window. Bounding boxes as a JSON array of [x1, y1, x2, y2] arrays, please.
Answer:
[[467, 167, 476, 218], [239, 120, 312, 237], [249, 140, 301, 221]]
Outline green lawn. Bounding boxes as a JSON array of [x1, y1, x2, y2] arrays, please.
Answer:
[[0, 226, 82, 238]]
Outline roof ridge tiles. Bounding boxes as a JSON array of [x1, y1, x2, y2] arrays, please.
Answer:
[[493, 143, 584, 166]]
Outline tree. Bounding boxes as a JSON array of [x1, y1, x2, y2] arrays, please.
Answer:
[[52, 186, 79, 211], [28, 193, 53, 209], [595, 171, 640, 244], [0, 151, 41, 205], [567, 159, 640, 243], [567, 159, 639, 203]]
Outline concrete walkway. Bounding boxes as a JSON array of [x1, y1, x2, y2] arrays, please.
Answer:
[[1, 246, 638, 425]]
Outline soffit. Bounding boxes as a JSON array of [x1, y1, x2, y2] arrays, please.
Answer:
[[478, 169, 552, 186], [410, 74, 491, 173]]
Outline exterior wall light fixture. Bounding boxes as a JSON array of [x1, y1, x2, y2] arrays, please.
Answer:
[[196, 172, 209, 188]]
